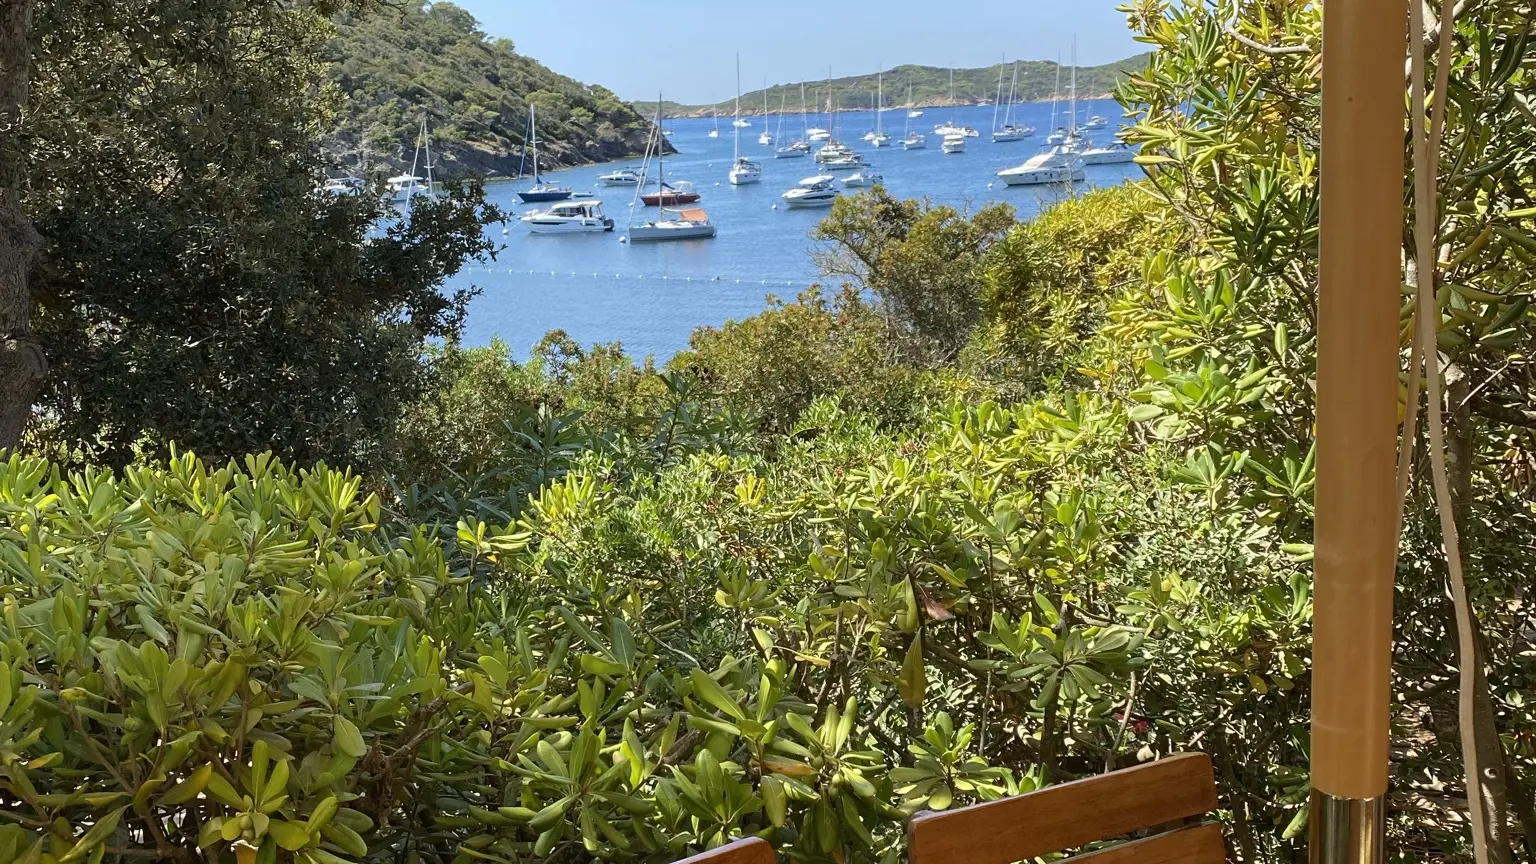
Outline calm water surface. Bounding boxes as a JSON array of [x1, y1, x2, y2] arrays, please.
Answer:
[[450, 98, 1140, 361]]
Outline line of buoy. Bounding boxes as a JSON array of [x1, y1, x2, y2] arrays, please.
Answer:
[[483, 264, 809, 289]]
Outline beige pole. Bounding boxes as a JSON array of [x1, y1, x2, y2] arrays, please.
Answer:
[[1311, 0, 1406, 861]]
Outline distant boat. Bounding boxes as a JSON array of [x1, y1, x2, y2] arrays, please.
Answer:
[[598, 167, 643, 186], [820, 153, 868, 169], [391, 117, 438, 204], [777, 83, 812, 157], [634, 92, 702, 206], [629, 94, 715, 241], [758, 81, 774, 145], [776, 141, 810, 158], [941, 133, 966, 154], [521, 200, 614, 233], [322, 176, 364, 196], [728, 55, 763, 185], [629, 207, 716, 241], [933, 68, 978, 140], [709, 104, 720, 138], [1085, 115, 1109, 130], [781, 174, 840, 208], [997, 145, 1085, 185], [517, 105, 572, 203], [1079, 140, 1137, 164], [901, 85, 926, 149], [808, 127, 831, 141], [992, 59, 1033, 142], [869, 69, 890, 147], [841, 168, 882, 187], [733, 118, 751, 128]]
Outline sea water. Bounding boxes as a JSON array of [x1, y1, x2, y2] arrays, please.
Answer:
[[450, 98, 1139, 361]]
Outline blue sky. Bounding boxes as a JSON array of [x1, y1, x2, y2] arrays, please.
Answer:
[[450, 1, 1143, 103]]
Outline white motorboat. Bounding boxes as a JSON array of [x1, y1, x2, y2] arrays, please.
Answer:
[[992, 126, 1035, 142], [1079, 140, 1138, 164], [776, 141, 810, 158], [815, 140, 860, 163], [517, 106, 572, 203], [870, 134, 891, 148], [729, 157, 762, 184], [997, 145, 1086, 186], [907, 109, 924, 118], [862, 131, 878, 141], [521, 200, 615, 233], [386, 174, 423, 199], [759, 130, 774, 146], [808, 127, 831, 141], [902, 133, 927, 150], [941, 133, 966, 154], [1085, 115, 1109, 130], [733, 118, 751, 128], [841, 168, 882, 187], [727, 56, 762, 185], [781, 174, 840, 208], [323, 176, 365, 196], [1047, 128, 1068, 145], [598, 167, 643, 186], [629, 207, 717, 241]]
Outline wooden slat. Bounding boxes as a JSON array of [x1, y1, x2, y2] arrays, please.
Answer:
[[672, 837, 774, 864], [907, 753, 1218, 864], [1060, 823, 1225, 864]]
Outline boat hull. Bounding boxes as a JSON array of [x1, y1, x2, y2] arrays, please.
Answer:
[[640, 192, 702, 206], [782, 191, 838, 208], [942, 141, 966, 154], [629, 224, 716, 241], [1079, 150, 1137, 165], [522, 217, 615, 234], [774, 148, 809, 159], [599, 176, 641, 186], [518, 189, 573, 203], [998, 165, 1086, 186], [991, 131, 1029, 143], [728, 171, 762, 185]]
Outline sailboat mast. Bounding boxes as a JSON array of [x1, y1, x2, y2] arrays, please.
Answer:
[[1049, 56, 1060, 135], [423, 117, 434, 198], [656, 92, 665, 190], [992, 56, 1004, 132], [1006, 61, 1019, 127], [876, 68, 883, 135], [734, 55, 742, 162], [1069, 37, 1078, 135], [530, 104, 539, 183]]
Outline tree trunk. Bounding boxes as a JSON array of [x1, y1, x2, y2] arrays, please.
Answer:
[[1447, 373, 1513, 864], [0, 0, 42, 450]]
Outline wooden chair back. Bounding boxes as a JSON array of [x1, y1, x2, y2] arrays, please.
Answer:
[[671, 837, 775, 864], [907, 752, 1224, 864]]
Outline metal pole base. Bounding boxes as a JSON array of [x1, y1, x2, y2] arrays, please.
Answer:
[[1310, 790, 1386, 864]]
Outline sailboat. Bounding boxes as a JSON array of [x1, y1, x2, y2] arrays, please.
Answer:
[[998, 42, 1083, 185], [1064, 40, 1091, 153], [728, 56, 763, 185], [629, 95, 715, 240], [758, 81, 775, 146], [639, 93, 702, 206], [776, 83, 812, 158], [1045, 57, 1067, 145], [388, 117, 437, 202], [517, 105, 573, 203], [933, 67, 978, 138], [807, 79, 832, 141], [709, 101, 720, 138], [869, 70, 891, 147], [992, 60, 1034, 142], [902, 82, 927, 149]]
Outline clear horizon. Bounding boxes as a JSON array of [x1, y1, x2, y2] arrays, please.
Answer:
[[450, 1, 1142, 104]]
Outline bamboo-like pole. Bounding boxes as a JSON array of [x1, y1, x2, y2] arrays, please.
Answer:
[[1311, 0, 1407, 861]]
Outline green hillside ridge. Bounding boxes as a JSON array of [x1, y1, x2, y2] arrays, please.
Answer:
[[324, 3, 661, 178], [636, 54, 1152, 119]]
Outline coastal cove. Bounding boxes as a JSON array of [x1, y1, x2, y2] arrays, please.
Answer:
[[452, 98, 1140, 361]]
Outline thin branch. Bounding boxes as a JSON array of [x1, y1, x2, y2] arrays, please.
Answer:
[[1225, 26, 1311, 56]]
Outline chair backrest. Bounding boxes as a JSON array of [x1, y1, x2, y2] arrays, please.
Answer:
[[671, 837, 775, 864], [907, 752, 1223, 864]]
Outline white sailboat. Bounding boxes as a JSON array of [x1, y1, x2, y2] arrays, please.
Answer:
[[709, 102, 720, 138], [758, 81, 774, 146], [901, 83, 926, 149], [992, 60, 1033, 142], [933, 67, 979, 138], [390, 117, 438, 204], [941, 133, 966, 154], [728, 56, 763, 185], [777, 83, 812, 158], [629, 95, 717, 241], [870, 70, 891, 147]]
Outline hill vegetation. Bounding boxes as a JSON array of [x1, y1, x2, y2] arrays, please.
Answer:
[[325, 3, 658, 177], [636, 54, 1153, 119]]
